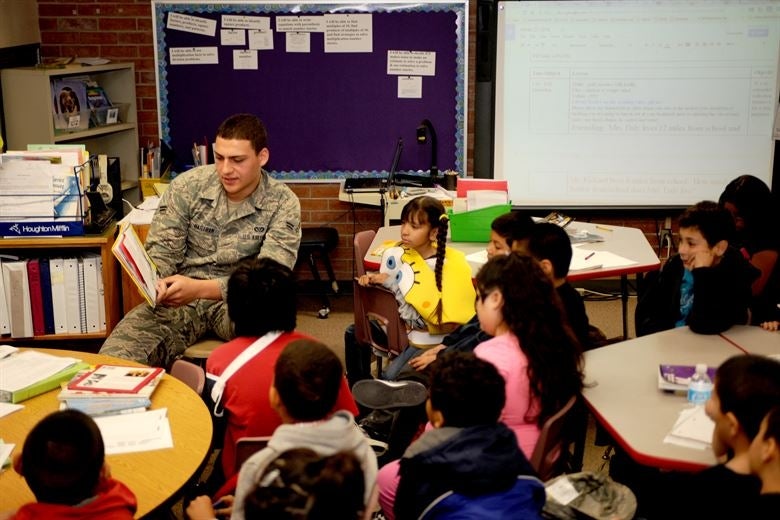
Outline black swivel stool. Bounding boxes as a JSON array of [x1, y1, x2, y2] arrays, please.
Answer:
[[298, 227, 339, 318]]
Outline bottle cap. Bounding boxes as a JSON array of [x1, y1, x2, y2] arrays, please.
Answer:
[[695, 363, 707, 373]]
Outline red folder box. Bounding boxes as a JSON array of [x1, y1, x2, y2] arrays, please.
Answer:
[[456, 178, 509, 198]]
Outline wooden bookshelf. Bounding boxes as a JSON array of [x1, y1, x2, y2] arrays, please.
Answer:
[[1, 63, 140, 203], [0, 226, 120, 341]]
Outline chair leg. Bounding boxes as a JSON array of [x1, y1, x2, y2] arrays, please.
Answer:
[[320, 249, 339, 294], [306, 250, 330, 319]]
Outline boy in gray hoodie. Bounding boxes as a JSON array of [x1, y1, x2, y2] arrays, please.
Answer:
[[189, 339, 377, 520]]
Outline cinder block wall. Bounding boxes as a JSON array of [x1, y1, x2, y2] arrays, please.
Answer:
[[36, 1, 677, 282]]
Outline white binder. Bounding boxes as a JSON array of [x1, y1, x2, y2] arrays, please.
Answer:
[[49, 257, 68, 334], [2, 260, 33, 338], [63, 257, 81, 334], [0, 260, 10, 335], [81, 253, 103, 333]]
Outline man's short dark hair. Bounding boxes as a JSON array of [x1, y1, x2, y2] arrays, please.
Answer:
[[679, 200, 735, 247], [21, 410, 105, 505], [716, 354, 780, 440], [217, 113, 268, 154], [524, 222, 573, 278], [228, 257, 297, 336], [274, 339, 344, 421], [429, 352, 506, 427]]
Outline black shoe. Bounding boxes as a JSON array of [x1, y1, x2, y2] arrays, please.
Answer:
[[352, 380, 428, 410]]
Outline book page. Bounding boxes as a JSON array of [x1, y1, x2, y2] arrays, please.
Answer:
[[94, 408, 174, 454], [112, 223, 158, 306], [0, 351, 80, 392], [68, 365, 163, 393]]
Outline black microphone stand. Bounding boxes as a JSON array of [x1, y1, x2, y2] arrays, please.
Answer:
[[418, 119, 438, 185]]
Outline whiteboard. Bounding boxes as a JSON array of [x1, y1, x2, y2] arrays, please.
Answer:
[[494, 0, 780, 208]]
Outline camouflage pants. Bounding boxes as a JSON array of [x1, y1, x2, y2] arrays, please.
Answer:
[[99, 299, 233, 368]]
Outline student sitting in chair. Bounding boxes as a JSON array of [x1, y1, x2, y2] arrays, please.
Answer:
[[351, 212, 535, 466], [635, 201, 759, 336], [719, 174, 780, 325], [190, 340, 378, 520], [4, 410, 137, 520], [639, 354, 780, 519], [345, 196, 477, 385], [188, 448, 366, 520], [382, 352, 544, 520], [515, 221, 602, 350], [204, 257, 357, 489], [748, 405, 780, 517], [405, 210, 535, 374]]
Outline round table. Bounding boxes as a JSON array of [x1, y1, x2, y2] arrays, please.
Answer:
[[0, 349, 213, 517]]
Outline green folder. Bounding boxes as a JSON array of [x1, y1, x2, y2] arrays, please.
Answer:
[[0, 361, 90, 404]]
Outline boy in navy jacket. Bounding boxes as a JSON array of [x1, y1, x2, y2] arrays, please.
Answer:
[[635, 201, 758, 336]]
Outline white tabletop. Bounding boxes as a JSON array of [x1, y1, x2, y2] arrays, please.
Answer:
[[719, 325, 780, 357], [582, 326, 774, 471], [365, 221, 660, 282]]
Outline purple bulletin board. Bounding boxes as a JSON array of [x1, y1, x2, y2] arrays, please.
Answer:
[[152, 2, 467, 180]]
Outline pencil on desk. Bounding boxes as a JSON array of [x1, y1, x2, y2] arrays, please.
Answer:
[[596, 225, 613, 232]]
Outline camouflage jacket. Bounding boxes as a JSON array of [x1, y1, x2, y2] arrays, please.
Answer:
[[145, 166, 301, 300]]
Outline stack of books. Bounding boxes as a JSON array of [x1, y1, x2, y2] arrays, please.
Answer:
[[58, 364, 164, 416], [0, 347, 88, 403]]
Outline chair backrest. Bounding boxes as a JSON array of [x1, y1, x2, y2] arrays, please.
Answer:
[[170, 359, 206, 395], [529, 394, 578, 481], [235, 436, 272, 473], [352, 228, 408, 358], [353, 280, 409, 358], [353, 229, 376, 277]]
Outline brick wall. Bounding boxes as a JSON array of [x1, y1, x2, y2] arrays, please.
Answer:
[[38, 1, 159, 140], [36, 0, 674, 282], [290, 183, 383, 281]]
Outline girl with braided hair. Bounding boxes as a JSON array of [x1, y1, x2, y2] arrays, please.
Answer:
[[358, 196, 476, 380]]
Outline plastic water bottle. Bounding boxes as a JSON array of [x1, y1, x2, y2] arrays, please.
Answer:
[[687, 364, 713, 405]]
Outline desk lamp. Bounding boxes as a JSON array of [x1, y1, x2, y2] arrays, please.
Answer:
[[417, 119, 438, 184]]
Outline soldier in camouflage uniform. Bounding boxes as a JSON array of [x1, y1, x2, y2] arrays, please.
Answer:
[[100, 114, 301, 368]]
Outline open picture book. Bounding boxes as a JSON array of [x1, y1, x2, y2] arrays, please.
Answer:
[[112, 221, 158, 306]]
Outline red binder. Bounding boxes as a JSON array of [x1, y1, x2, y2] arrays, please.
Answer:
[[26, 259, 46, 336]]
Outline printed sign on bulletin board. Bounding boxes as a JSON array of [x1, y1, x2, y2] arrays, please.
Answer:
[[152, 2, 467, 180]]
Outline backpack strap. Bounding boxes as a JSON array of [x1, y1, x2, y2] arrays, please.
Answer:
[[207, 331, 282, 417]]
